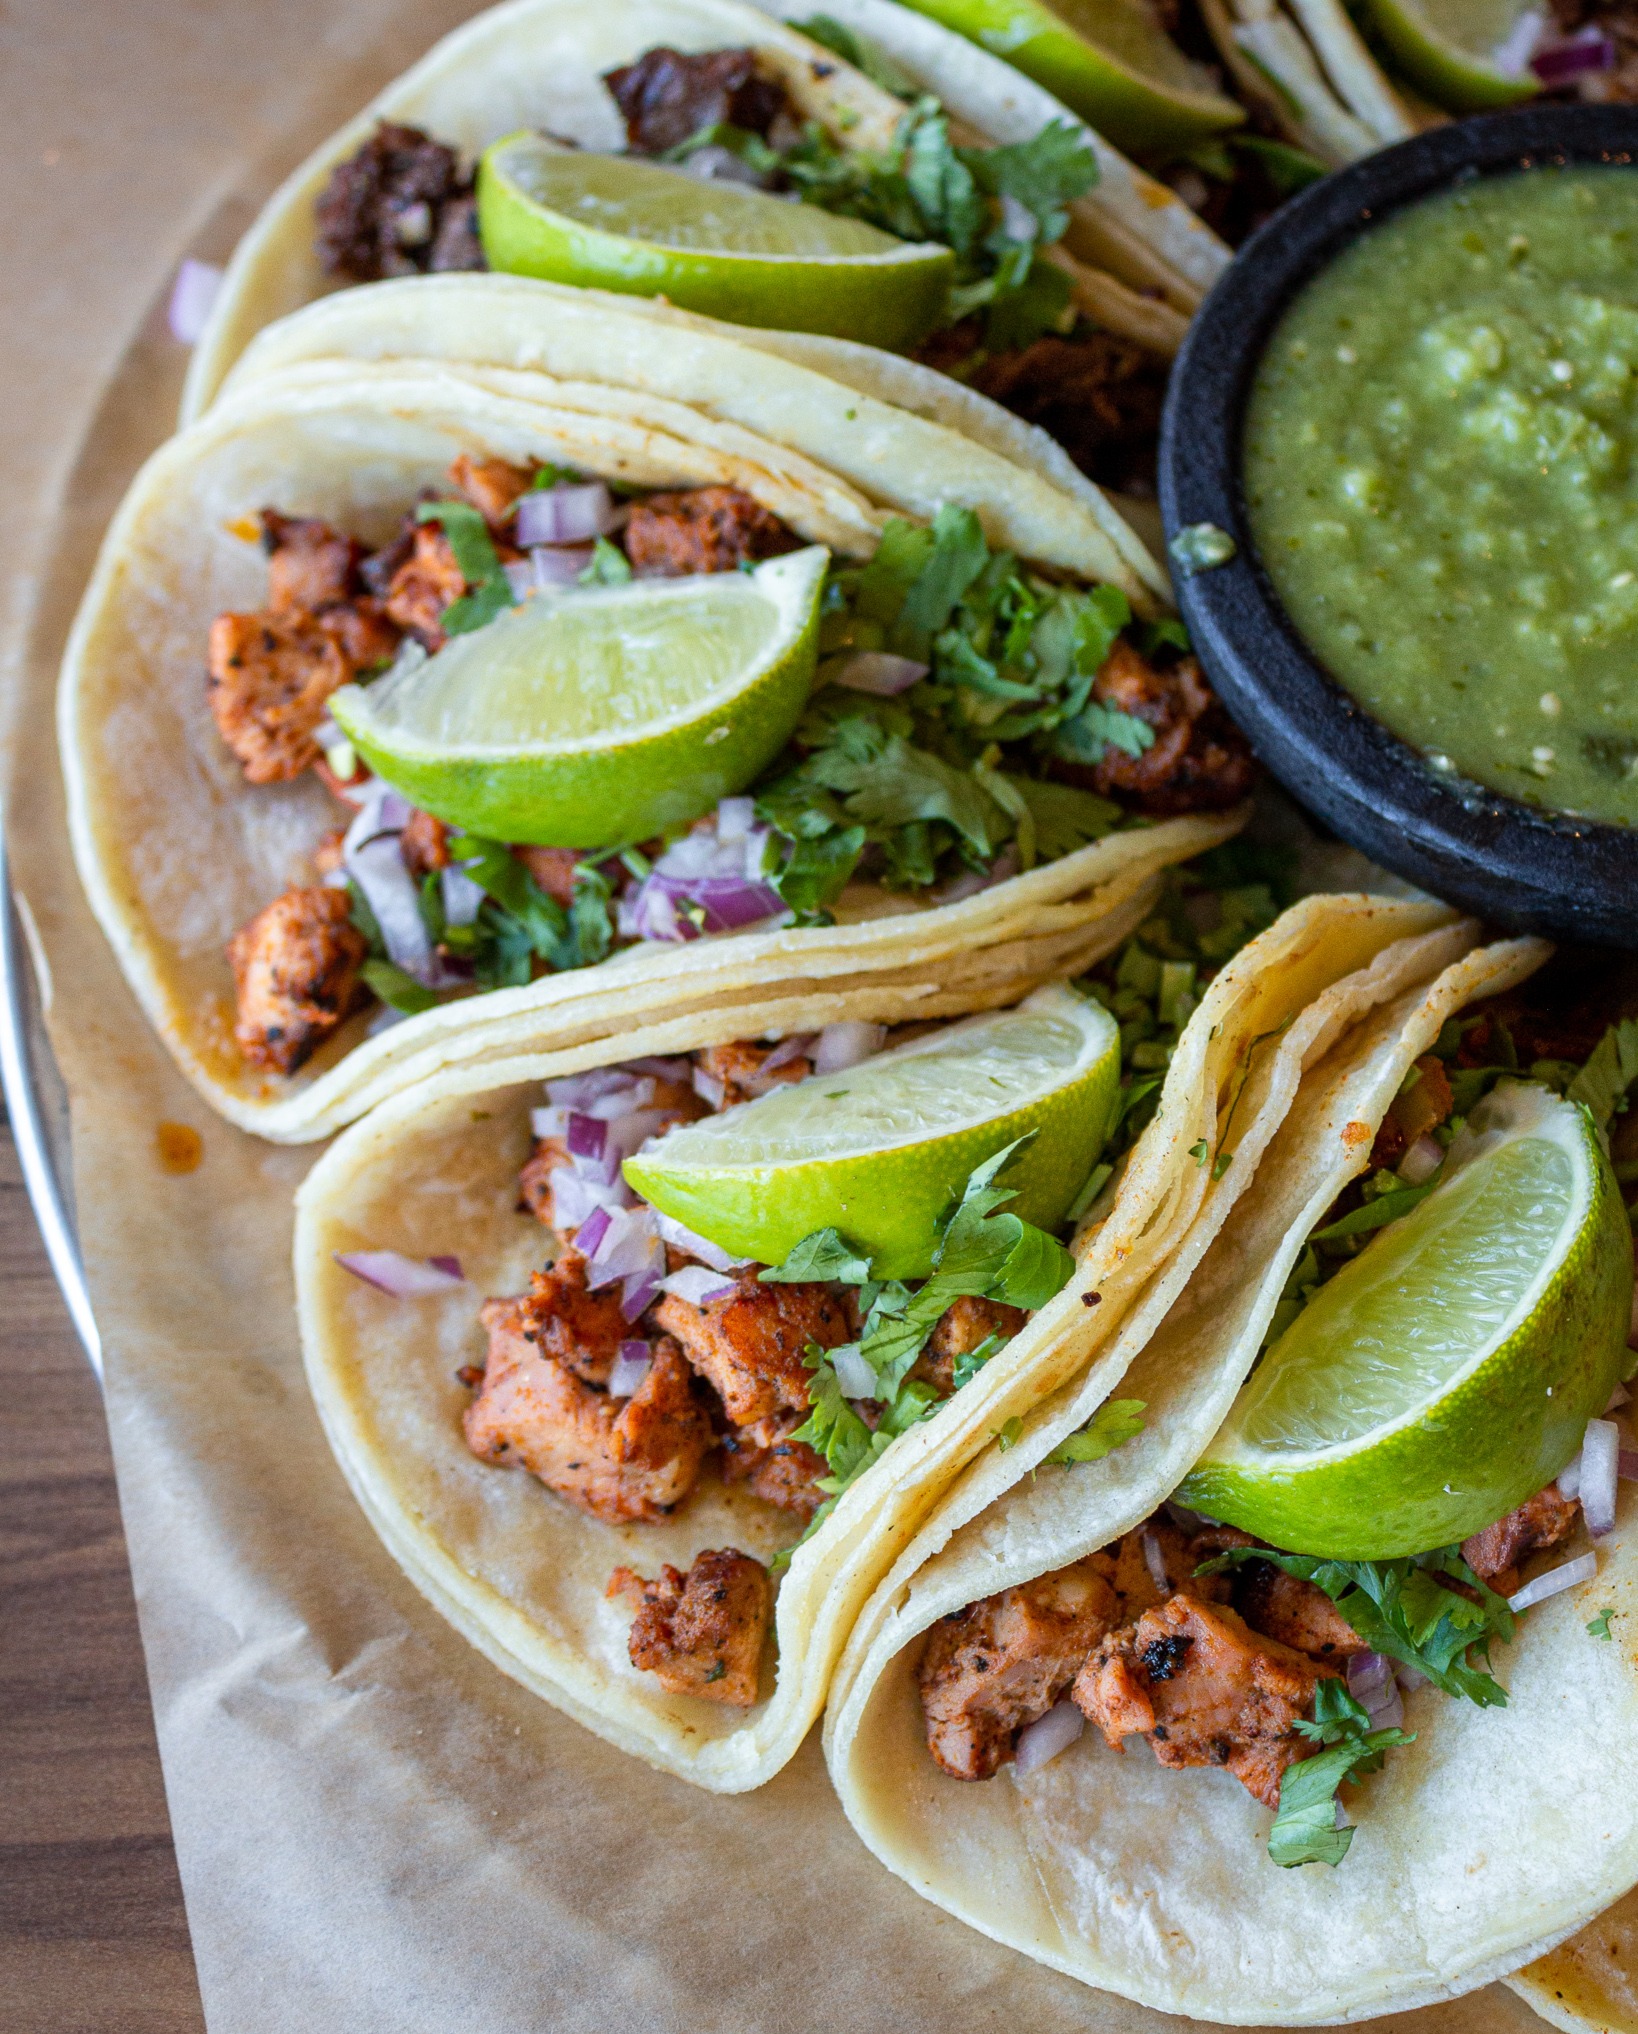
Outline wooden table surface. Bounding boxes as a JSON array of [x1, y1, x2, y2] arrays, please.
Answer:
[[0, 1118, 204, 2032]]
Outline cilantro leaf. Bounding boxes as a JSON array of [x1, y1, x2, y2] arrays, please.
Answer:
[[1269, 1723, 1414, 1868], [966, 120, 1098, 244], [891, 506, 992, 659], [764, 823, 866, 923], [759, 1229, 875, 1286], [1589, 1606, 1616, 1639], [1012, 778, 1121, 859], [414, 501, 515, 635], [579, 535, 633, 586], [1045, 1398, 1145, 1466], [359, 956, 438, 1015], [1567, 1018, 1638, 1132], [793, 13, 917, 95], [447, 835, 614, 984]]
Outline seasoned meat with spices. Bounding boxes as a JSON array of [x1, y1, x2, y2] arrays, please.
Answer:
[[314, 122, 483, 281], [383, 523, 466, 646], [720, 1417, 828, 1517], [518, 1136, 570, 1229], [696, 1037, 814, 1105], [911, 1294, 1027, 1395], [604, 47, 790, 155], [609, 1547, 772, 1705], [652, 1273, 850, 1426], [466, 1304, 709, 1523], [1370, 1053, 1454, 1172], [1073, 1594, 1337, 1809], [512, 844, 581, 908], [260, 510, 364, 614], [625, 487, 794, 578], [919, 1563, 1117, 1780], [400, 809, 451, 880], [449, 453, 533, 532], [207, 613, 353, 783], [1463, 1483, 1582, 1597], [1088, 1520, 1242, 1624], [227, 886, 367, 1075], [1233, 1562, 1366, 1663], [511, 1253, 631, 1386], [1060, 642, 1256, 817]]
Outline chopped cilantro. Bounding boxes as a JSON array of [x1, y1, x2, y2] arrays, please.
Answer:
[[1044, 1398, 1145, 1466], [579, 535, 633, 586], [1589, 1606, 1616, 1639], [359, 957, 437, 1015], [1269, 1680, 1415, 1868], [1189, 1139, 1210, 1166], [444, 835, 615, 985], [1568, 1018, 1638, 1131], [993, 1414, 1024, 1451], [414, 501, 515, 635]]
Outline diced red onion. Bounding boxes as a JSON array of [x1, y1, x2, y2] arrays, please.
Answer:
[[932, 846, 1021, 907], [1399, 1133, 1442, 1185], [548, 1166, 630, 1232], [366, 1002, 407, 1036], [1163, 1501, 1213, 1532], [546, 1068, 642, 1110], [566, 1112, 608, 1162], [341, 778, 414, 855], [833, 1345, 878, 1399], [1013, 1699, 1083, 1777], [608, 1340, 654, 1396], [830, 651, 929, 696], [1581, 1418, 1620, 1536], [1531, 24, 1614, 81], [692, 1067, 727, 1110], [635, 872, 786, 938], [503, 558, 536, 603], [600, 1108, 673, 1183], [168, 258, 224, 343], [582, 1080, 657, 1121], [1142, 1528, 1169, 1595], [575, 1205, 613, 1259], [1488, 2, 1547, 72], [814, 1021, 885, 1075], [716, 796, 757, 840], [653, 1213, 749, 1273], [441, 862, 486, 928], [1395, 1664, 1428, 1693], [1509, 1550, 1599, 1612], [530, 1100, 565, 1143], [620, 1272, 662, 1323], [334, 1249, 466, 1296], [528, 543, 596, 589], [586, 1204, 663, 1289], [515, 481, 618, 548], [625, 1056, 693, 1083], [659, 1264, 738, 1307], [1346, 1650, 1404, 1730], [760, 1032, 816, 1075], [347, 833, 437, 981]]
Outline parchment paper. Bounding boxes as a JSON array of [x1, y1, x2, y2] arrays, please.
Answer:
[[0, 4, 1571, 2026]]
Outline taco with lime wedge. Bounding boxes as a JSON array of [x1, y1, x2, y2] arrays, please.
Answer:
[[292, 876, 1471, 1788], [178, 0, 1231, 493], [824, 931, 1638, 2023], [63, 289, 1253, 1142]]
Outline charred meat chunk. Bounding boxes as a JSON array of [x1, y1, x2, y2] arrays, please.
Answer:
[[511, 1253, 632, 1387], [1370, 1053, 1454, 1172], [511, 844, 582, 908], [720, 1416, 829, 1517], [625, 486, 795, 578], [652, 1272, 851, 1426], [314, 122, 484, 281], [919, 1563, 1118, 1780], [1463, 1483, 1582, 1598], [448, 452, 535, 532], [207, 613, 354, 783], [609, 1546, 772, 1705], [696, 1037, 814, 1105], [911, 1294, 1028, 1395], [1060, 641, 1256, 816], [227, 885, 367, 1075], [382, 523, 467, 647], [1232, 1562, 1367, 1664], [1087, 1520, 1245, 1625], [260, 510, 365, 614], [1073, 1594, 1337, 1809], [466, 1304, 710, 1523], [604, 47, 790, 156], [400, 809, 452, 881]]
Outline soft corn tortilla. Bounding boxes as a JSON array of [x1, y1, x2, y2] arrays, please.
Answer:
[[1510, 1900, 1638, 2033], [818, 930, 1638, 2027], [61, 342, 1236, 1141], [292, 893, 1457, 1791], [178, 0, 1229, 421]]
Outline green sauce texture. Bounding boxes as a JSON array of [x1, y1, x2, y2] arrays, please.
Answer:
[[1245, 165, 1638, 828]]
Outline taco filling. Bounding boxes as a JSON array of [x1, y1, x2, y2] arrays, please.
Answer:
[[916, 963, 1638, 1866], [207, 452, 1250, 1076], [310, 28, 1176, 490]]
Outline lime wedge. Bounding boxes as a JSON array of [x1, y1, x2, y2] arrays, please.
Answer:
[[1182, 1083, 1634, 1558], [897, 0, 1243, 155], [477, 133, 956, 350], [625, 984, 1121, 1278], [329, 548, 826, 847], [1353, 0, 1541, 110]]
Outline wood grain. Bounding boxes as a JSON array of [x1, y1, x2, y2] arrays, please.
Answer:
[[0, 1119, 204, 2033]]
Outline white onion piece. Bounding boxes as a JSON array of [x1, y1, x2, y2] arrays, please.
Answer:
[[760, 1032, 815, 1075], [716, 796, 757, 840], [586, 1204, 663, 1289], [608, 1341, 653, 1396], [692, 1067, 727, 1110], [546, 1068, 642, 1110], [653, 1213, 750, 1273], [341, 778, 414, 855], [830, 651, 928, 696], [1581, 1418, 1620, 1535], [1491, 1, 1547, 71], [503, 558, 536, 602], [1399, 1133, 1443, 1185], [531, 1106, 566, 1141], [814, 1021, 886, 1074], [441, 861, 486, 928], [626, 1056, 693, 1083], [1013, 1700, 1083, 1777], [1142, 1528, 1169, 1595], [348, 834, 436, 981], [530, 543, 595, 589], [550, 1168, 632, 1232], [366, 1002, 407, 1036], [833, 1345, 878, 1400], [659, 1264, 738, 1307], [1558, 1453, 1582, 1501], [1508, 1550, 1598, 1613], [167, 258, 224, 342], [515, 481, 617, 547], [334, 1249, 465, 1296]]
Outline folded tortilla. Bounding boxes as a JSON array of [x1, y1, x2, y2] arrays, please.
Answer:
[[1510, 1902, 1638, 2033], [818, 926, 1638, 2025], [292, 892, 1456, 1790], [178, 0, 1229, 422]]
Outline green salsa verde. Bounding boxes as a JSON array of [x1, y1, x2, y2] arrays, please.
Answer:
[[1245, 165, 1638, 829]]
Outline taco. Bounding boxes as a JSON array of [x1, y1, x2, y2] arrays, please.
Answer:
[[178, 0, 1230, 493], [824, 932, 1638, 2022], [63, 292, 1252, 1141], [292, 879, 1462, 1788]]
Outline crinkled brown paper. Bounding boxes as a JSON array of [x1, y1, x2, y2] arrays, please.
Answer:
[[0, 4, 1572, 2025]]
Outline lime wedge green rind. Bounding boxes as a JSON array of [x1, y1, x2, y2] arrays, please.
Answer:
[[897, 0, 1243, 155], [478, 133, 956, 350], [330, 548, 826, 848], [1354, 0, 1541, 111], [625, 985, 1122, 1278], [1181, 1084, 1634, 1558]]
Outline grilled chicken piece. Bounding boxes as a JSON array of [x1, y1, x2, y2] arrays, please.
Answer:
[[1073, 1594, 1337, 1809], [512, 844, 581, 908], [652, 1274, 850, 1426], [1233, 1562, 1367, 1664], [261, 510, 364, 615], [911, 1295, 1028, 1395], [509, 1254, 631, 1387], [625, 487, 794, 578], [226, 885, 367, 1074], [919, 1563, 1118, 1781], [609, 1547, 772, 1706], [466, 1305, 709, 1523], [400, 809, 451, 879], [449, 453, 533, 532], [518, 1136, 570, 1229], [207, 613, 354, 783], [383, 523, 466, 646], [720, 1416, 829, 1517], [1370, 1053, 1455, 1171], [1463, 1483, 1582, 1598], [695, 1037, 814, 1105]]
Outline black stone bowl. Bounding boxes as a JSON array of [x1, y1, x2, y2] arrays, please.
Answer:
[[1159, 105, 1638, 945]]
